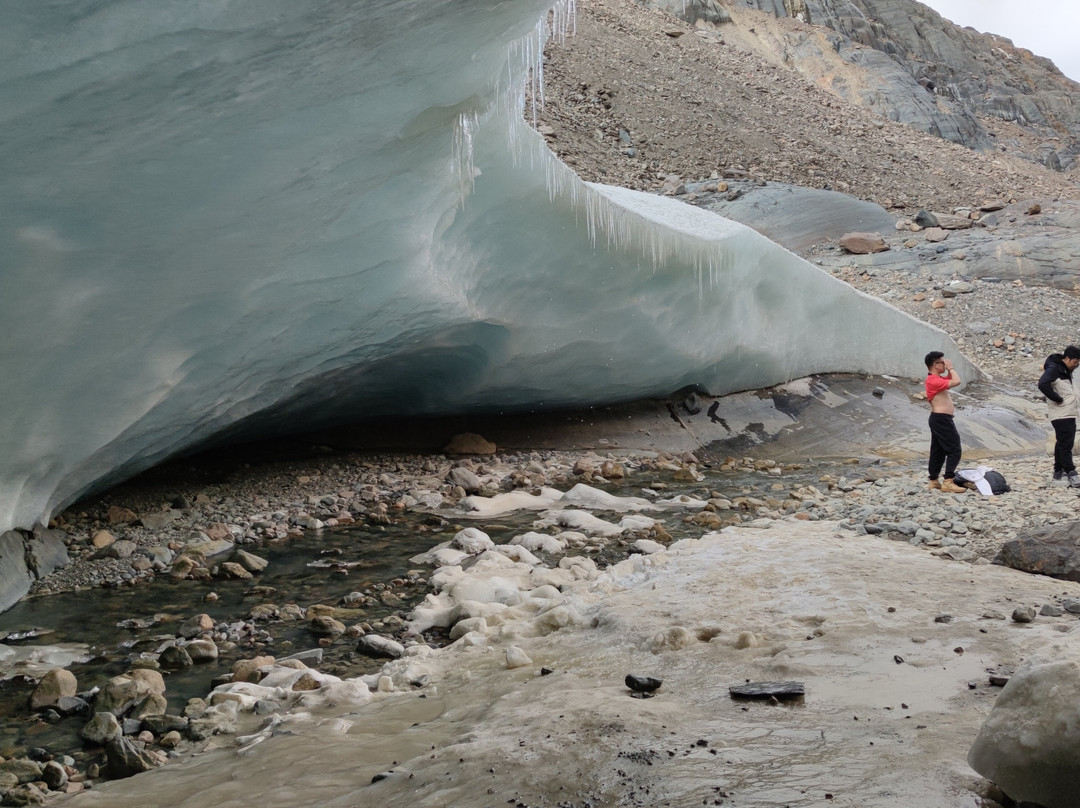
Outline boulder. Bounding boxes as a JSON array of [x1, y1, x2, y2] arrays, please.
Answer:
[[232, 549, 268, 573], [443, 433, 496, 455], [0, 759, 43, 785], [997, 523, 1080, 581], [81, 712, 122, 744], [969, 640, 1080, 808], [95, 673, 161, 716], [446, 466, 482, 494], [105, 736, 164, 778], [106, 505, 138, 524], [185, 639, 219, 662], [178, 613, 214, 638], [29, 668, 77, 711], [357, 635, 404, 660]]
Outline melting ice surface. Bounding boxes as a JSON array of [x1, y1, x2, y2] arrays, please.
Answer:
[[54, 517, 1080, 808], [0, 0, 969, 533]]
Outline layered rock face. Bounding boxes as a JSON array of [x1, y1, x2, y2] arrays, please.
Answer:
[[679, 0, 1080, 169]]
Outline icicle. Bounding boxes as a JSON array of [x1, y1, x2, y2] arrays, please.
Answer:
[[452, 110, 479, 207]]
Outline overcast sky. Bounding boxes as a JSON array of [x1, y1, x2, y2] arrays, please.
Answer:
[[921, 1, 1080, 82]]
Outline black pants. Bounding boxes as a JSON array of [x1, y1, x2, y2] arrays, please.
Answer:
[[1051, 417, 1077, 475], [928, 412, 962, 481]]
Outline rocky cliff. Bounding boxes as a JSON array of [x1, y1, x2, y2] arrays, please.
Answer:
[[539, 0, 1079, 209]]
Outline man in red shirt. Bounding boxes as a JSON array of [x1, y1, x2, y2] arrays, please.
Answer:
[[924, 351, 965, 493]]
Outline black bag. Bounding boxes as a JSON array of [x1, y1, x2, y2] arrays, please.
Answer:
[[954, 467, 1010, 495], [983, 470, 1010, 494]]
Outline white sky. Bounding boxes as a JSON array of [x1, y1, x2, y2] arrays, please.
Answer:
[[921, 1, 1080, 82]]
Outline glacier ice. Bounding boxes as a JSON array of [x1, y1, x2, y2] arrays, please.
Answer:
[[0, 0, 971, 533]]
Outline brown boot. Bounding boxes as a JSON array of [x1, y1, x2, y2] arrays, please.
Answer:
[[927, 479, 941, 490], [941, 478, 967, 493]]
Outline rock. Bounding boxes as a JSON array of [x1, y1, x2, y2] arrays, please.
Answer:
[[178, 613, 214, 638], [0, 759, 42, 785], [924, 227, 948, 242], [356, 635, 404, 660], [105, 735, 164, 778], [1040, 604, 1064, 617], [94, 671, 165, 717], [914, 210, 939, 228], [40, 760, 67, 791], [158, 645, 194, 669], [54, 696, 90, 716], [446, 466, 482, 494], [106, 506, 138, 524], [218, 561, 252, 579], [29, 668, 77, 711], [185, 639, 219, 662], [95, 539, 137, 559], [839, 232, 888, 254], [81, 712, 122, 744], [969, 645, 1080, 808], [625, 674, 663, 695], [232, 655, 275, 683], [997, 523, 1080, 581], [1011, 605, 1036, 623], [0, 783, 48, 805], [232, 549, 268, 573], [443, 433, 496, 455], [310, 616, 346, 636], [127, 668, 166, 693], [90, 530, 116, 549], [141, 714, 188, 735]]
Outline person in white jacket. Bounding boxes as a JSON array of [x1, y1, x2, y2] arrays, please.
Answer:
[[1037, 345, 1080, 486]]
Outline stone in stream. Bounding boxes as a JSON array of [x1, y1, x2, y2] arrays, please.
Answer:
[[178, 613, 214, 638], [81, 712, 122, 744], [29, 668, 77, 711], [158, 645, 193, 669], [729, 681, 805, 700], [356, 635, 404, 660], [105, 735, 165, 778]]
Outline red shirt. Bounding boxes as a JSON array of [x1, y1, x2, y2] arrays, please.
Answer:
[[926, 373, 950, 401]]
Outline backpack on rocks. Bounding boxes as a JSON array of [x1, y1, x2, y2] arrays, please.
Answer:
[[954, 467, 1010, 496]]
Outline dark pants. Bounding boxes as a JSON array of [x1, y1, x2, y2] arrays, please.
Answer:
[[1051, 417, 1077, 475], [928, 412, 962, 481]]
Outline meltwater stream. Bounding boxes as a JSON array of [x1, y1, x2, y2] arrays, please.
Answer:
[[0, 462, 785, 769]]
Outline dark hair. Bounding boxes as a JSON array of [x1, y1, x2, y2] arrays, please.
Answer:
[[924, 351, 944, 370], [1065, 346, 1080, 360]]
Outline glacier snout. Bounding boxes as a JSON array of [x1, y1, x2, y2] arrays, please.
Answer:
[[0, 0, 970, 534]]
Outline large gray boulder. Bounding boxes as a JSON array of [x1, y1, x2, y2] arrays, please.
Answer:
[[997, 522, 1080, 581], [968, 637, 1080, 808]]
